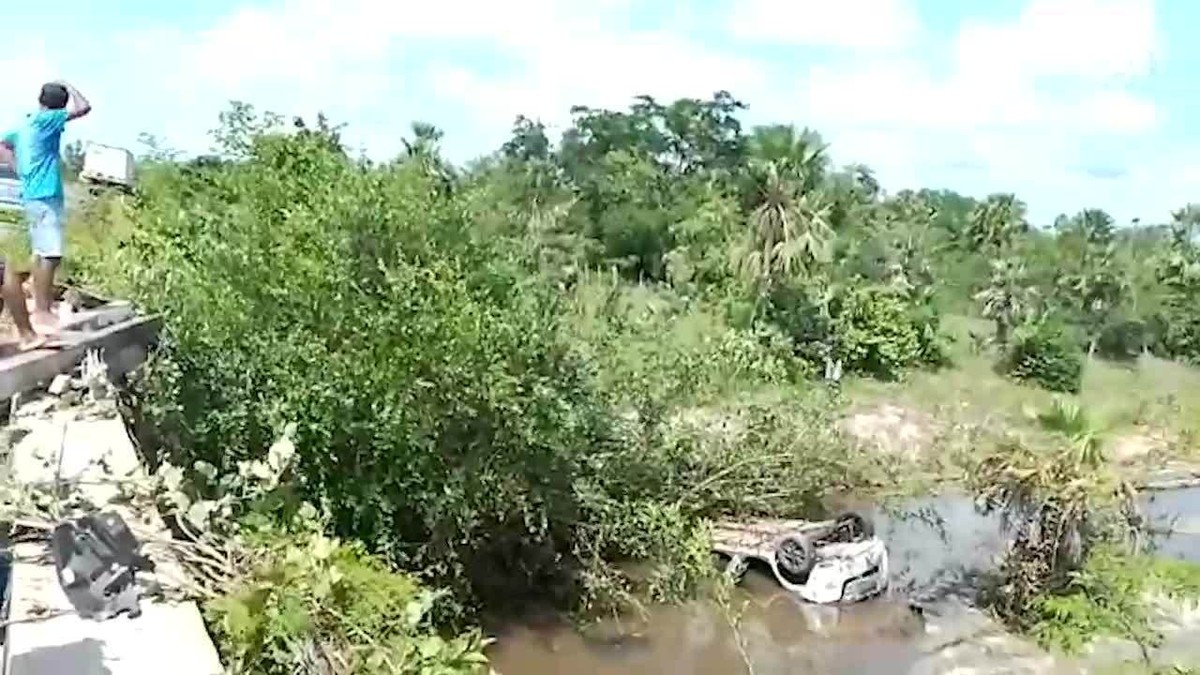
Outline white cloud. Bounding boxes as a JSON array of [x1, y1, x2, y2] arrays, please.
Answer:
[[790, 0, 1166, 222], [956, 0, 1160, 81], [431, 30, 769, 146], [803, 59, 1159, 135], [76, 0, 700, 156], [729, 0, 920, 49], [0, 0, 1182, 225], [0, 45, 58, 130]]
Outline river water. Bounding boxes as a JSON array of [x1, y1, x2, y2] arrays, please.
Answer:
[[487, 487, 1200, 675]]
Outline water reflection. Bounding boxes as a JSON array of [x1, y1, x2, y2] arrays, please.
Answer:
[[488, 570, 926, 675], [1143, 486, 1200, 561], [488, 488, 1200, 675]]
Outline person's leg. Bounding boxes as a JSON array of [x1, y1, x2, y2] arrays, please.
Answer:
[[26, 198, 63, 334], [1, 260, 43, 350], [31, 256, 60, 327], [0, 217, 44, 351]]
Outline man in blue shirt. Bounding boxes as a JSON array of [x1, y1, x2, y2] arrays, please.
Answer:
[[0, 81, 92, 346]]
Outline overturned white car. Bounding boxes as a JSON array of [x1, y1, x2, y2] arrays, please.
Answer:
[[713, 512, 889, 604]]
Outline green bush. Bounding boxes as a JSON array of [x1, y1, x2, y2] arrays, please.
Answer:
[[1001, 319, 1084, 393], [911, 303, 952, 369], [1028, 545, 1200, 655], [113, 121, 613, 616], [830, 284, 927, 381], [1152, 301, 1200, 365], [763, 281, 945, 381], [567, 279, 798, 405], [209, 525, 489, 674], [1094, 317, 1147, 362]]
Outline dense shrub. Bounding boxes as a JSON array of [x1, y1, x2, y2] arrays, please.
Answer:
[[830, 284, 927, 380], [210, 524, 489, 674], [568, 279, 799, 404], [1152, 301, 1200, 365], [1094, 317, 1147, 362], [1000, 319, 1084, 393], [766, 282, 943, 381], [116, 126, 613, 616], [102, 115, 853, 623]]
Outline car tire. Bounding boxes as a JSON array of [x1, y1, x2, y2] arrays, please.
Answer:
[[832, 511, 875, 541], [773, 533, 817, 584]]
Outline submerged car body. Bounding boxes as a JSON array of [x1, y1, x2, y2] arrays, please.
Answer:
[[776, 535, 889, 604], [716, 512, 890, 605]]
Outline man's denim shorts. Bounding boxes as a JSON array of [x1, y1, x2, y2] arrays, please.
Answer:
[[23, 198, 65, 259]]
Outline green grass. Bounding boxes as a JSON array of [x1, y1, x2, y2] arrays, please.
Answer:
[[565, 293, 1200, 477], [841, 314, 1200, 466]]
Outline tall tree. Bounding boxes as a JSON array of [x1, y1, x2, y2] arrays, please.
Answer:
[[969, 194, 1032, 345], [734, 158, 833, 290], [1053, 209, 1129, 355]]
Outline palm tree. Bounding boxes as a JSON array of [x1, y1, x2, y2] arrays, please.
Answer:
[[402, 122, 444, 160], [745, 125, 829, 193], [967, 194, 1027, 254], [727, 125, 839, 294], [734, 159, 834, 290], [848, 163, 880, 201], [975, 257, 1034, 346]]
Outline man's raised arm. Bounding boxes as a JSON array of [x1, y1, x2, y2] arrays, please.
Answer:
[[56, 81, 92, 121]]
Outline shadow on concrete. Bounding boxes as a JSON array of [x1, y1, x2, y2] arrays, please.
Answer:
[[8, 638, 112, 675]]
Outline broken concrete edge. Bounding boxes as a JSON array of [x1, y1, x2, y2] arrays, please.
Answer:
[[4, 393, 202, 597], [5, 544, 223, 675], [1, 369, 225, 674], [0, 314, 160, 404]]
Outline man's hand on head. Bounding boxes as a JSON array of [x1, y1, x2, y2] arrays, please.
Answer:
[[53, 81, 92, 121]]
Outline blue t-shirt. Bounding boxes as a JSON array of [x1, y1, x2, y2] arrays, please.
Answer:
[[1, 109, 68, 202]]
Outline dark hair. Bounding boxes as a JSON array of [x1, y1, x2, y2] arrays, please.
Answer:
[[38, 83, 68, 110]]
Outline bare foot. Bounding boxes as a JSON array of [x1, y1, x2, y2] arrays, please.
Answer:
[[17, 334, 48, 352]]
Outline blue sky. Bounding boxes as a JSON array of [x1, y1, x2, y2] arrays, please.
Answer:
[[1, 0, 1192, 225]]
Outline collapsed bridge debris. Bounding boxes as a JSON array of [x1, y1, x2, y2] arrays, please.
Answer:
[[0, 286, 159, 404]]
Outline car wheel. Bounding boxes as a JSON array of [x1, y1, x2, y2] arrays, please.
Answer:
[[832, 511, 875, 541], [774, 533, 816, 584]]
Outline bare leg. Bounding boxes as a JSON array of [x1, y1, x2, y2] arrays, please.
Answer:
[[2, 262, 45, 351], [30, 254, 60, 335], [26, 199, 65, 336]]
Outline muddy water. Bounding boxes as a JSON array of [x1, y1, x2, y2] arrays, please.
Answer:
[[488, 488, 1200, 675], [488, 571, 926, 675], [1144, 486, 1200, 560]]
